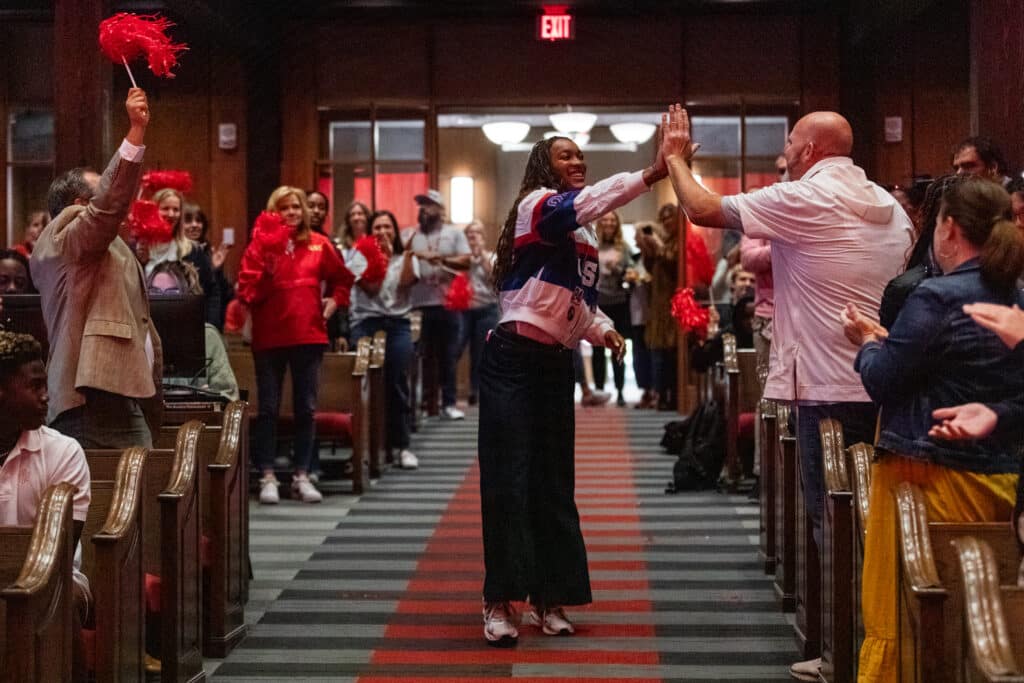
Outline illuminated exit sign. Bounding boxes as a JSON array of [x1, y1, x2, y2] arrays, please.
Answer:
[[537, 5, 574, 41]]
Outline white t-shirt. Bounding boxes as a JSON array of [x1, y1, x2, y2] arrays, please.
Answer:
[[401, 224, 471, 308], [726, 156, 913, 403], [350, 254, 420, 326]]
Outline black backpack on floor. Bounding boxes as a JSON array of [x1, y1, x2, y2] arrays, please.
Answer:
[[665, 398, 725, 493]]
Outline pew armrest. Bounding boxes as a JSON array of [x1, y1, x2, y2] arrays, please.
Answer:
[[955, 536, 1024, 681], [896, 482, 944, 591], [3, 482, 77, 596], [92, 448, 147, 542], [848, 443, 874, 544], [209, 401, 248, 471], [819, 418, 850, 493]]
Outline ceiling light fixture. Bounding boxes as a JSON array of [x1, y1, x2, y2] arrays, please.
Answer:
[[609, 122, 657, 144], [549, 110, 597, 135], [481, 121, 530, 145]]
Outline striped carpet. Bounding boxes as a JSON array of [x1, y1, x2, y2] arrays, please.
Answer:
[[208, 406, 797, 682]]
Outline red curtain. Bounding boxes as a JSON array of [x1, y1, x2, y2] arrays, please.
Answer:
[[353, 172, 430, 228]]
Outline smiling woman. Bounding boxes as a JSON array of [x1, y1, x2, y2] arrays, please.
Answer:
[[477, 134, 667, 647]]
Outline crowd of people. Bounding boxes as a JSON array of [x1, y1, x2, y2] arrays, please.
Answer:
[[1, 86, 1022, 677]]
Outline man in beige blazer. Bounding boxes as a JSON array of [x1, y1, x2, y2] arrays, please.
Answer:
[[30, 88, 163, 448]]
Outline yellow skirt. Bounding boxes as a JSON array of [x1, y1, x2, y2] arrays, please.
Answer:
[[857, 454, 1017, 683]]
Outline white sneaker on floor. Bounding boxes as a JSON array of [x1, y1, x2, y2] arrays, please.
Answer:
[[483, 601, 519, 647], [441, 405, 465, 420], [291, 475, 323, 503], [258, 475, 280, 505], [525, 606, 575, 635], [399, 450, 419, 470], [789, 657, 821, 681]]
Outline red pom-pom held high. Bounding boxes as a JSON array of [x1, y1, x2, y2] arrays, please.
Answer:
[[99, 13, 187, 86]]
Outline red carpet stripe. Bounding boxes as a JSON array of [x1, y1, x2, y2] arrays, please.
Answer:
[[360, 408, 659, 682]]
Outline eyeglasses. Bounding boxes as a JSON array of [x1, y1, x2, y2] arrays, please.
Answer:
[[148, 285, 182, 295]]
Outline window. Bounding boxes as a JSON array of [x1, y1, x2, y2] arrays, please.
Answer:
[[321, 114, 429, 233], [7, 108, 54, 247], [689, 114, 789, 195]]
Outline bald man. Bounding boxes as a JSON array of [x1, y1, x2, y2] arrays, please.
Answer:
[[661, 105, 912, 682]]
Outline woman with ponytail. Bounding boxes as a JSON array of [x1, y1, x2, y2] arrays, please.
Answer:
[[839, 175, 1024, 682], [478, 135, 667, 647]]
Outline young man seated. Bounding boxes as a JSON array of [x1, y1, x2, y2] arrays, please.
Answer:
[[0, 330, 91, 651]]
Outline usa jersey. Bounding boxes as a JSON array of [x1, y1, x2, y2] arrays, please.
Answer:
[[497, 170, 649, 348]]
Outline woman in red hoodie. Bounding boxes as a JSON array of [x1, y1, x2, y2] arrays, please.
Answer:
[[237, 186, 354, 504]]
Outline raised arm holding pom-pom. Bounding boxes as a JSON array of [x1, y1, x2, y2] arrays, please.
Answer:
[[125, 87, 149, 146]]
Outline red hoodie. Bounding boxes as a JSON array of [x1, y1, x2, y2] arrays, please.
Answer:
[[237, 231, 353, 352]]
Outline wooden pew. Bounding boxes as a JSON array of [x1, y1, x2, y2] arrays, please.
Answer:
[[819, 418, 855, 683], [370, 330, 390, 471], [363, 335, 384, 478], [759, 397, 778, 574], [794, 408, 822, 659], [156, 402, 251, 657], [0, 482, 77, 683], [774, 402, 797, 612], [202, 401, 250, 656], [81, 447, 149, 682], [722, 334, 760, 490], [86, 422, 205, 683], [896, 482, 1021, 683], [953, 536, 1024, 683]]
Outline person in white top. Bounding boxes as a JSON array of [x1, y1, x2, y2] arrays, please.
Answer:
[[660, 105, 913, 682], [0, 330, 91, 671], [350, 210, 421, 470]]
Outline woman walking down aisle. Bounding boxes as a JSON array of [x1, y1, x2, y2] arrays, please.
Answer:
[[237, 186, 355, 505], [593, 211, 633, 406], [478, 134, 667, 647]]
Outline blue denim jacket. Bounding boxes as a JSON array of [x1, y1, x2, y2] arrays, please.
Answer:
[[855, 259, 1024, 474]]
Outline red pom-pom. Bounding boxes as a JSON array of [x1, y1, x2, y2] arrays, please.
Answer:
[[127, 200, 173, 243], [352, 236, 389, 286], [686, 231, 715, 287], [98, 13, 187, 79], [251, 211, 291, 255], [670, 287, 710, 339], [142, 170, 193, 195], [444, 272, 474, 311]]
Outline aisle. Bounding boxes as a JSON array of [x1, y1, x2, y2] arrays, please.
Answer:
[[209, 407, 796, 682]]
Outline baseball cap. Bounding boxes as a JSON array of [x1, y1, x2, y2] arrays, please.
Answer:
[[414, 189, 445, 208]]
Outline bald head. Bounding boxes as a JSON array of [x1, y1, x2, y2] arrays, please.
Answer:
[[784, 111, 854, 180]]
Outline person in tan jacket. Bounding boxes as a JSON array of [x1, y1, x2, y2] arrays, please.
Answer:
[[30, 88, 162, 448]]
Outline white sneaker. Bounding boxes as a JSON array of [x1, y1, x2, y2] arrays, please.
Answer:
[[581, 390, 611, 407], [291, 475, 323, 503], [399, 450, 419, 470], [483, 601, 519, 647], [789, 657, 821, 682], [258, 475, 280, 505], [441, 405, 465, 420], [525, 606, 575, 635]]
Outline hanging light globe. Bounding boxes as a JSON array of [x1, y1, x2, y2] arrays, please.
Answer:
[[481, 121, 530, 145], [609, 122, 657, 144]]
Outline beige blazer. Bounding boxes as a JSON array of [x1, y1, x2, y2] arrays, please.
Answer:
[[30, 151, 163, 424]]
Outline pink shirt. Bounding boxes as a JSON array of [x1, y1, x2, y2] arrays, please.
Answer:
[[729, 157, 913, 403], [0, 426, 91, 596], [740, 236, 774, 320]]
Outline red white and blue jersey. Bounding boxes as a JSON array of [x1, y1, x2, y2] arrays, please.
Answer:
[[498, 170, 649, 348]]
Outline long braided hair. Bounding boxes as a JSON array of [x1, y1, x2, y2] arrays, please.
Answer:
[[492, 136, 571, 292]]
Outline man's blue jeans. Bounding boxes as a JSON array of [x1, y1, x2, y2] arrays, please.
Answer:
[[418, 305, 462, 408], [795, 401, 876, 548]]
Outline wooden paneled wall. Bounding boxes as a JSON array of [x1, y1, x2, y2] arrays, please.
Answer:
[[971, 0, 1024, 174]]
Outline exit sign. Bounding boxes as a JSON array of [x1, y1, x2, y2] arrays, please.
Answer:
[[537, 6, 574, 41]]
